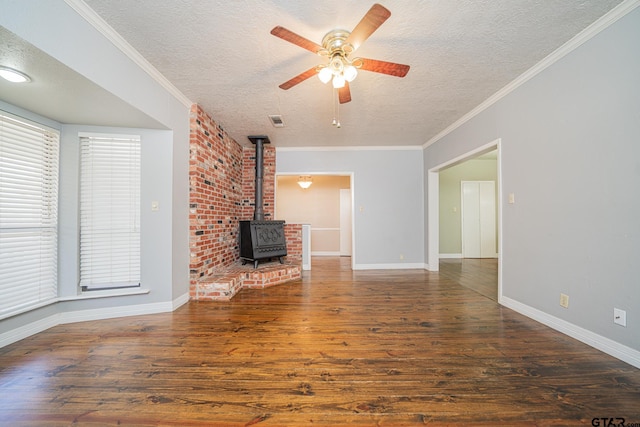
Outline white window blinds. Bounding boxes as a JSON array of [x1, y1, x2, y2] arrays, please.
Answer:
[[79, 135, 140, 290], [0, 112, 59, 318]]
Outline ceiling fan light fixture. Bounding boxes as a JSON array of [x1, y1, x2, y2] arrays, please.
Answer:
[[330, 55, 345, 73], [318, 66, 332, 84], [343, 65, 358, 82], [332, 74, 346, 89]]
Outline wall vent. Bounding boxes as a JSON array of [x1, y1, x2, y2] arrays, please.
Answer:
[[268, 115, 285, 127]]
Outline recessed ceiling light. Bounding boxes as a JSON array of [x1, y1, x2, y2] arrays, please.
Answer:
[[0, 66, 31, 83]]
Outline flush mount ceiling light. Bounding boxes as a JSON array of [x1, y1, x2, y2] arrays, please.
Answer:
[[270, 3, 410, 127], [297, 176, 313, 189], [0, 66, 31, 83]]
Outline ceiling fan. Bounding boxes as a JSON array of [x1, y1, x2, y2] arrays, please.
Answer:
[[270, 3, 410, 104]]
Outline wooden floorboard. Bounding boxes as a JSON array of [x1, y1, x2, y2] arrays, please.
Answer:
[[1, 257, 639, 426]]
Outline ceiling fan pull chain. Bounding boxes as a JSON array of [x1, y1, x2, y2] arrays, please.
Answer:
[[332, 88, 341, 128], [332, 88, 338, 126]]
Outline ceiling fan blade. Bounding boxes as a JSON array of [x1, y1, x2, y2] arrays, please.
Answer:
[[279, 67, 319, 90], [358, 58, 410, 77], [270, 26, 323, 54], [338, 82, 351, 104], [346, 3, 391, 52]]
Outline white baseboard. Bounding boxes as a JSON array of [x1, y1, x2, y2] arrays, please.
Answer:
[[440, 254, 499, 259], [353, 262, 427, 270], [172, 292, 190, 310], [59, 301, 174, 325], [500, 296, 640, 369], [440, 253, 463, 259], [0, 314, 61, 348], [311, 251, 342, 256], [0, 293, 190, 348]]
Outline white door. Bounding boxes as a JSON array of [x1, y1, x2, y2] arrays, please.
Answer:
[[462, 181, 496, 258], [339, 189, 352, 256]]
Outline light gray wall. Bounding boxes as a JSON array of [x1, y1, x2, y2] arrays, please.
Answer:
[[0, 1, 190, 337], [58, 125, 175, 302], [424, 8, 640, 351], [276, 148, 424, 267]]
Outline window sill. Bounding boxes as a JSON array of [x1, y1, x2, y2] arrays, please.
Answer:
[[59, 288, 150, 302]]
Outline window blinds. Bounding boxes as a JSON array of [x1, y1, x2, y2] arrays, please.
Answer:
[[0, 113, 59, 318], [79, 135, 140, 290]]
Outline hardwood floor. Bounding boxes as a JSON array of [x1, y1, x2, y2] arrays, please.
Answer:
[[439, 258, 498, 301], [1, 257, 639, 426]]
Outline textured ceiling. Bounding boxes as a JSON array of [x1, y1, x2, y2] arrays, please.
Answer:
[[3, 1, 625, 147]]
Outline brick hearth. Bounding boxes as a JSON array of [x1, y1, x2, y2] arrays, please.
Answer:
[[189, 104, 303, 301], [192, 261, 302, 301]]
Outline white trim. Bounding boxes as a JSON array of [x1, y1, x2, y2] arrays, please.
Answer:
[[427, 170, 439, 271], [276, 146, 422, 152], [172, 292, 190, 311], [78, 131, 141, 140], [427, 139, 503, 297], [440, 253, 463, 259], [0, 293, 190, 348], [353, 263, 427, 270], [422, 0, 640, 149], [63, 0, 192, 108], [275, 172, 356, 270], [59, 301, 174, 325], [501, 297, 640, 369], [60, 288, 150, 301], [311, 251, 341, 256], [0, 314, 60, 348]]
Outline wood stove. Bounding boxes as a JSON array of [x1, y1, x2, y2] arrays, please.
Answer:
[[240, 135, 287, 268]]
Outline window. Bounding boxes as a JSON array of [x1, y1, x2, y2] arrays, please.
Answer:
[[79, 135, 140, 291], [0, 112, 59, 318]]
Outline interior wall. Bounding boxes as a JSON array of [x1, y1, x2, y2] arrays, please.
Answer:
[[424, 6, 640, 355], [0, 0, 191, 340], [276, 175, 350, 254], [439, 157, 497, 255], [276, 147, 424, 269]]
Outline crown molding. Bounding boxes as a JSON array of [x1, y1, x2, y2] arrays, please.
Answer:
[[276, 145, 422, 152], [63, 0, 192, 108], [423, 0, 640, 150]]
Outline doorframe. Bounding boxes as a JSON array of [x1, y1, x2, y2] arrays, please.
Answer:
[[427, 138, 503, 303], [274, 172, 356, 270]]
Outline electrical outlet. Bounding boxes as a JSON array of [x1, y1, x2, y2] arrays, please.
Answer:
[[614, 308, 627, 327], [399, 254, 404, 260], [560, 293, 569, 308]]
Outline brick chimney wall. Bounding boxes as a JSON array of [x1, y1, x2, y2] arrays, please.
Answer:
[[189, 104, 301, 288], [189, 105, 243, 281], [241, 145, 276, 220]]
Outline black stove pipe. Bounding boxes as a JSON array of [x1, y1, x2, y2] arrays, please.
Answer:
[[247, 135, 271, 221]]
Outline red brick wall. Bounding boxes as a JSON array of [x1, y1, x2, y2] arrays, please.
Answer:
[[189, 104, 243, 282], [189, 105, 301, 294], [284, 224, 303, 265]]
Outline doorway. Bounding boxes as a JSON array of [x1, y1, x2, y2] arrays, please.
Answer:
[[427, 139, 502, 302], [275, 174, 354, 269]]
